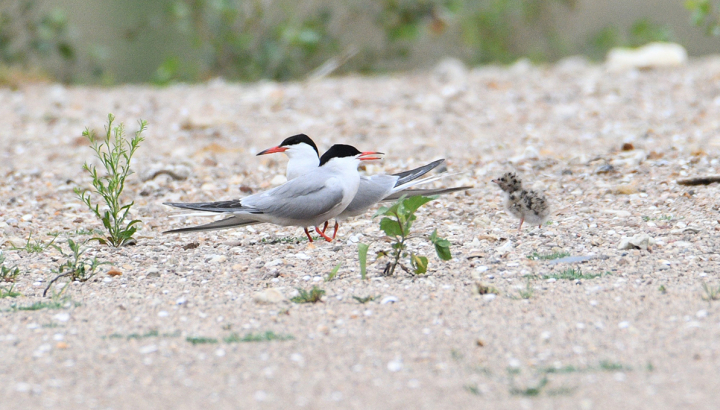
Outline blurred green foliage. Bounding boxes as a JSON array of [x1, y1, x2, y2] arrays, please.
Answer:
[[686, 0, 720, 36], [587, 19, 673, 60], [0, 0, 685, 85]]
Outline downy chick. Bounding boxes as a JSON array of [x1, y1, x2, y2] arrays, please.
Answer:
[[492, 172, 550, 232]]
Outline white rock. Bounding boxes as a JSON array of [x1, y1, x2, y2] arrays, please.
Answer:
[[387, 359, 403, 372], [139, 344, 158, 354], [53, 313, 70, 322], [294, 252, 311, 260], [21, 214, 33, 222], [618, 234, 655, 250], [606, 42, 687, 71], [253, 288, 284, 304], [482, 294, 496, 301], [381, 296, 399, 304]]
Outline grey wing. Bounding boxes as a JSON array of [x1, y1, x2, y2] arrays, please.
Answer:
[[383, 185, 472, 201], [244, 178, 346, 221], [343, 176, 395, 214]]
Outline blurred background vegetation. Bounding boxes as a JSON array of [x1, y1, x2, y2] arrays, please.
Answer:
[[0, 0, 718, 85]]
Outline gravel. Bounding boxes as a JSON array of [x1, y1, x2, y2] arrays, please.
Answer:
[[1, 56, 720, 409]]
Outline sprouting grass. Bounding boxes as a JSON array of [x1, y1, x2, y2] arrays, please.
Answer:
[[43, 239, 108, 297], [540, 361, 632, 374], [540, 365, 579, 374], [223, 331, 294, 343], [514, 282, 534, 300], [0, 255, 22, 299], [659, 284, 667, 294], [9, 233, 59, 253], [542, 268, 605, 281], [291, 286, 325, 304], [598, 361, 631, 371], [352, 295, 379, 304], [75, 113, 146, 247], [12, 298, 77, 311], [464, 384, 481, 395], [509, 377, 548, 396], [261, 235, 314, 244], [104, 330, 179, 340], [546, 386, 577, 396], [701, 283, 720, 301], [325, 263, 341, 282], [186, 336, 218, 345], [527, 251, 570, 260], [642, 214, 674, 222]]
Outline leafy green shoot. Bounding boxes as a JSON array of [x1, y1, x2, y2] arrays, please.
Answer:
[[75, 113, 146, 247]]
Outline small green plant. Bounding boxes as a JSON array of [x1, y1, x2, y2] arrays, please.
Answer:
[[0, 253, 22, 298], [224, 331, 294, 343], [12, 297, 77, 311], [186, 336, 218, 345], [463, 384, 481, 396], [598, 361, 630, 371], [352, 295, 379, 304], [75, 114, 146, 247], [325, 263, 341, 282], [291, 286, 325, 304], [659, 285, 667, 294], [527, 251, 570, 260], [509, 377, 548, 397], [43, 239, 108, 297], [358, 196, 451, 277], [514, 282, 534, 300], [474, 282, 499, 295], [686, 0, 720, 36], [701, 283, 720, 301], [541, 365, 579, 374], [542, 268, 604, 281], [9, 233, 59, 253]]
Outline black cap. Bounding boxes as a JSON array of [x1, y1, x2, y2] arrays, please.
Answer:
[[280, 134, 319, 156], [319, 144, 362, 166]]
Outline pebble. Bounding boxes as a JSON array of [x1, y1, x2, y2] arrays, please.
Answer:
[[380, 296, 399, 304], [139, 344, 158, 354], [209, 255, 227, 264], [53, 313, 70, 322], [253, 288, 284, 304], [387, 359, 403, 372]]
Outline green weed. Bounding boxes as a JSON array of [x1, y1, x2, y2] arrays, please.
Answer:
[[359, 196, 451, 277], [43, 239, 108, 297], [352, 295, 379, 304], [223, 331, 294, 343], [75, 113, 145, 247], [9, 233, 59, 253], [186, 337, 218, 345], [291, 286, 325, 304], [701, 283, 720, 301], [542, 268, 604, 281], [527, 251, 570, 260]]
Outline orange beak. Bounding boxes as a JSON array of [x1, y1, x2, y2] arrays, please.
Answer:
[[359, 151, 384, 161], [256, 146, 288, 156]]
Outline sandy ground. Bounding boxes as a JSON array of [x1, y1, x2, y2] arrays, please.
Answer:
[[1, 56, 720, 409]]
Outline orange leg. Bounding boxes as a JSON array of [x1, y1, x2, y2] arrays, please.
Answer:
[[320, 221, 329, 234], [517, 219, 524, 232], [315, 226, 333, 242], [303, 228, 314, 242], [331, 221, 340, 240]]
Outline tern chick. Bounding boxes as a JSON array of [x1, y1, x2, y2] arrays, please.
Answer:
[[492, 172, 549, 232]]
